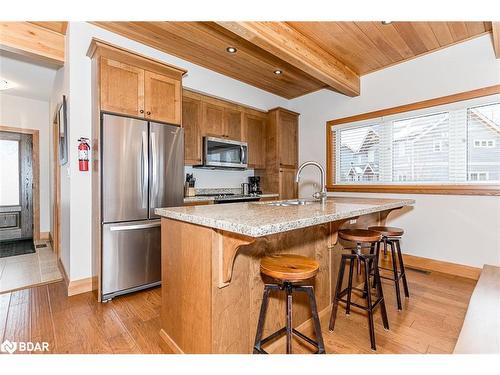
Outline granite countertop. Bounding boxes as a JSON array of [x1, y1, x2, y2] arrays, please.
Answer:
[[156, 196, 415, 237], [183, 193, 279, 203]]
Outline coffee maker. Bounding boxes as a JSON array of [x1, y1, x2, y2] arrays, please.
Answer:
[[248, 176, 262, 195]]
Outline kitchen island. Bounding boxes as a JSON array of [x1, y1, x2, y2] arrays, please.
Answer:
[[155, 197, 414, 354]]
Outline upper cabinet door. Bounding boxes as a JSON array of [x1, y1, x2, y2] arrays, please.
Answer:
[[100, 57, 145, 117], [245, 113, 266, 169], [182, 95, 202, 165], [201, 102, 225, 137], [144, 71, 181, 125], [279, 111, 298, 168], [224, 108, 242, 141]]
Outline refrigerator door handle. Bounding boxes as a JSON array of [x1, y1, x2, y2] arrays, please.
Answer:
[[151, 131, 158, 199], [141, 130, 148, 208], [109, 222, 161, 231]]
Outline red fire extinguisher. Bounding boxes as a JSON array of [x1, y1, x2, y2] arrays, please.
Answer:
[[78, 137, 90, 171]]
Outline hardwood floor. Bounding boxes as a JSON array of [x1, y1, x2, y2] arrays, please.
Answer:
[[0, 266, 475, 354]]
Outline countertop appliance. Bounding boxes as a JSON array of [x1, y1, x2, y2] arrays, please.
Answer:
[[201, 136, 248, 169], [100, 113, 184, 301], [248, 176, 262, 195], [195, 193, 261, 204]]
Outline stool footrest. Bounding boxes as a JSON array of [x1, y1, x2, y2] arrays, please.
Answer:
[[254, 326, 324, 354]]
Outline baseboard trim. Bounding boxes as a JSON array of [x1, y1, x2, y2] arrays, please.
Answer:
[[402, 254, 481, 280], [159, 329, 184, 354], [67, 277, 94, 296]]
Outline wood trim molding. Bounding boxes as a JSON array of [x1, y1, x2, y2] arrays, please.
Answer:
[[327, 184, 500, 196], [492, 22, 500, 59], [0, 125, 41, 240], [325, 85, 500, 195], [402, 254, 481, 281], [39, 231, 50, 241], [0, 22, 65, 67], [159, 329, 184, 354], [327, 84, 500, 126], [67, 277, 94, 297]]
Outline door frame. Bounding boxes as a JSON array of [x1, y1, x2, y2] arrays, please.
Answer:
[[0, 125, 40, 241], [51, 118, 61, 256]]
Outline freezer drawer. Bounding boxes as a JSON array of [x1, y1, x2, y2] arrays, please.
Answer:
[[102, 220, 161, 298]]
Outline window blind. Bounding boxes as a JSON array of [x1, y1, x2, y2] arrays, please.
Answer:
[[333, 99, 500, 185]]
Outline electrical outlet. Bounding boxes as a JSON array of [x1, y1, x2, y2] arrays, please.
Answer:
[[349, 219, 357, 224]]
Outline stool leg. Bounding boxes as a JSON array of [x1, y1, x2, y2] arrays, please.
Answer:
[[375, 263, 389, 331], [383, 237, 388, 259], [329, 256, 346, 332], [395, 239, 410, 298], [389, 240, 402, 311], [304, 286, 326, 354], [253, 285, 272, 353], [372, 241, 380, 289], [285, 283, 293, 354], [363, 257, 376, 351], [346, 256, 355, 315]]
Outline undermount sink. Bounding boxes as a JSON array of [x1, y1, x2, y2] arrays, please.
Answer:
[[265, 199, 318, 207]]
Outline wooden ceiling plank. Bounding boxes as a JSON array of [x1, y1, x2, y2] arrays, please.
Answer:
[[29, 21, 68, 35], [372, 22, 415, 59], [411, 22, 440, 50], [0, 22, 64, 67], [216, 21, 360, 97], [464, 22, 486, 37], [492, 22, 500, 59], [428, 22, 454, 46], [354, 22, 405, 62], [392, 22, 429, 55], [447, 22, 469, 41]]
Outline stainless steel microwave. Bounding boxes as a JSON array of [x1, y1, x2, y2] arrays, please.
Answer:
[[203, 136, 248, 169]]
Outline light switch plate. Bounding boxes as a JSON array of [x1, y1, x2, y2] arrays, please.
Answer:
[[349, 219, 357, 224]]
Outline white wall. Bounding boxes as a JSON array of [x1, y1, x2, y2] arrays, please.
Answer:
[[290, 34, 500, 268], [64, 22, 290, 281], [184, 167, 255, 189], [0, 93, 51, 234]]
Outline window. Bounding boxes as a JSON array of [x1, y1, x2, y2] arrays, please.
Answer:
[[330, 97, 500, 187], [0, 139, 20, 206]]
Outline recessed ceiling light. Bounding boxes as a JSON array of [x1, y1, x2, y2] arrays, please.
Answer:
[[381, 21, 393, 25], [0, 79, 16, 91], [226, 46, 237, 53], [274, 70, 283, 75]]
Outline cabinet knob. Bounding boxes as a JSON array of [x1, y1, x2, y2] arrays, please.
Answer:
[[146, 111, 151, 115], [140, 110, 144, 114]]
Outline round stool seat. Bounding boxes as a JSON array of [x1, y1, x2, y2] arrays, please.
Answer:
[[260, 254, 319, 282], [368, 226, 404, 237], [339, 229, 382, 243]]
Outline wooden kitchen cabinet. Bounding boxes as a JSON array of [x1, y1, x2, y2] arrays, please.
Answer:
[[224, 108, 242, 141], [202, 101, 225, 137], [245, 112, 266, 169], [182, 93, 203, 165], [94, 42, 185, 125], [100, 57, 145, 117], [279, 167, 298, 200], [144, 71, 181, 124], [279, 110, 298, 168]]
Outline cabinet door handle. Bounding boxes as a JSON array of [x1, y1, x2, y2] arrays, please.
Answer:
[[140, 109, 144, 114], [146, 111, 151, 115]]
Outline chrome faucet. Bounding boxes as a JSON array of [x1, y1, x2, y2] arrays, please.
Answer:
[[295, 161, 328, 204]]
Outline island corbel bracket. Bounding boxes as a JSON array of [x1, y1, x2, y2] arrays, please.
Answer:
[[214, 229, 255, 288]]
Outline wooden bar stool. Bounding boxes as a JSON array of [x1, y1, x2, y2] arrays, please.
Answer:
[[253, 254, 325, 354], [368, 226, 410, 311], [329, 229, 389, 351]]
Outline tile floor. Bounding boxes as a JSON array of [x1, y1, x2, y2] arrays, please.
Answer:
[[0, 240, 62, 294]]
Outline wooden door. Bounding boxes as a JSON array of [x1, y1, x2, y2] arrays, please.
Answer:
[[182, 95, 202, 165], [144, 71, 181, 125], [245, 114, 266, 169], [279, 111, 298, 168], [201, 102, 225, 137], [279, 167, 298, 200], [224, 108, 242, 141], [100, 57, 145, 117]]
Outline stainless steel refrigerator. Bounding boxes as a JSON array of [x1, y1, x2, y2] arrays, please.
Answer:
[[100, 113, 184, 301]]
